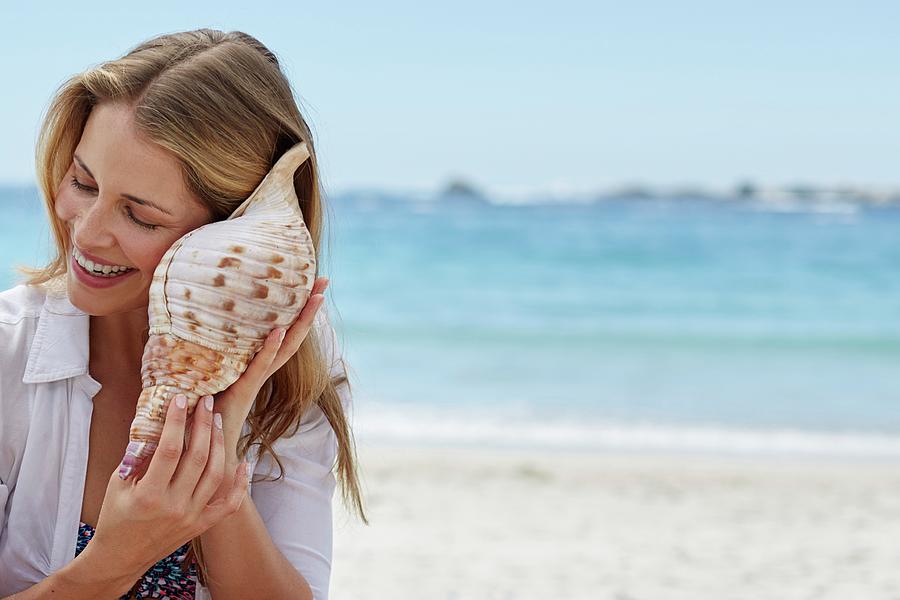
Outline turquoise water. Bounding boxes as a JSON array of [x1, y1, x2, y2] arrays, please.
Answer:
[[4, 186, 900, 457]]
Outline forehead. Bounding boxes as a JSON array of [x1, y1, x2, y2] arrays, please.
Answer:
[[76, 102, 208, 221]]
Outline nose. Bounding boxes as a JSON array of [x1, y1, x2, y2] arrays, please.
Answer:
[[71, 194, 117, 251]]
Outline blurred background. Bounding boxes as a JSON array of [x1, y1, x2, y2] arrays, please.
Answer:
[[2, 2, 900, 599]]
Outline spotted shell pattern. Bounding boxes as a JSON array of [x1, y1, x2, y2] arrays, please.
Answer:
[[117, 142, 316, 479]]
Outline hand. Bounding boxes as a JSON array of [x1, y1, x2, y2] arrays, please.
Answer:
[[88, 392, 248, 578], [211, 277, 329, 473]]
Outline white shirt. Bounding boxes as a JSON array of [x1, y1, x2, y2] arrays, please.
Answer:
[[0, 283, 349, 599]]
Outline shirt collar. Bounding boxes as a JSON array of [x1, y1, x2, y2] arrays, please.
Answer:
[[22, 291, 92, 384]]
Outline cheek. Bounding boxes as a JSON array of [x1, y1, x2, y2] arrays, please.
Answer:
[[54, 187, 78, 222], [130, 242, 174, 275]]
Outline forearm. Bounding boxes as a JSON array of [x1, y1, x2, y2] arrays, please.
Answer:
[[199, 491, 313, 600], [4, 544, 139, 600]]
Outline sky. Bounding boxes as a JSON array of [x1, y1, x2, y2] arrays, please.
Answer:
[[1, 1, 898, 197]]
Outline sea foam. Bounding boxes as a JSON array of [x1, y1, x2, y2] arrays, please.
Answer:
[[355, 402, 900, 461]]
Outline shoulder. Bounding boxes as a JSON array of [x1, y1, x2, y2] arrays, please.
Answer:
[[0, 285, 47, 368], [274, 403, 338, 475], [0, 284, 47, 325], [0, 286, 48, 451]]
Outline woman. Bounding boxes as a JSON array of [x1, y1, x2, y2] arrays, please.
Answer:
[[0, 29, 366, 599]]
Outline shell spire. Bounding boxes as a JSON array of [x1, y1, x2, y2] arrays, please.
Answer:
[[229, 142, 310, 220], [118, 142, 317, 480]]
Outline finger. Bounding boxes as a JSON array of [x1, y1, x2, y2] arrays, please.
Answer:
[[280, 290, 325, 351], [184, 414, 195, 447], [193, 409, 227, 507], [238, 280, 328, 390], [287, 277, 327, 335], [141, 393, 189, 487], [235, 327, 286, 394], [171, 395, 215, 496], [312, 276, 329, 296], [261, 288, 327, 379], [268, 277, 325, 361], [302, 279, 328, 322]]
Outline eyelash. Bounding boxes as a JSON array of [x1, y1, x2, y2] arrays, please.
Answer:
[[69, 175, 158, 231]]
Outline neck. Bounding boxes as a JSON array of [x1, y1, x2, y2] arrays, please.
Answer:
[[89, 307, 150, 372]]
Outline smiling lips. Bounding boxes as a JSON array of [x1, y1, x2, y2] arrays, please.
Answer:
[[69, 246, 138, 289], [72, 246, 134, 278]]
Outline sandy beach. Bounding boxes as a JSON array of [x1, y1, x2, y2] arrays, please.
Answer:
[[331, 443, 900, 600]]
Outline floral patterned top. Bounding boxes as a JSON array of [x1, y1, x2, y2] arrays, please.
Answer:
[[75, 521, 198, 599]]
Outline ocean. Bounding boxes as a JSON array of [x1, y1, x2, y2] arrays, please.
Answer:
[[3, 185, 899, 459]]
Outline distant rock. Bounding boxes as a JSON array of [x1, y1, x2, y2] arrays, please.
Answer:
[[439, 178, 488, 203], [607, 185, 654, 201], [734, 180, 757, 199]]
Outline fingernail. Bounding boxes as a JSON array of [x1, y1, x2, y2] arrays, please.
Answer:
[[214, 413, 223, 430], [278, 328, 286, 342], [176, 395, 186, 409], [204, 395, 214, 411]]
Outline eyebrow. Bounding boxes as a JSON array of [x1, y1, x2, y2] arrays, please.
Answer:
[[73, 155, 175, 217]]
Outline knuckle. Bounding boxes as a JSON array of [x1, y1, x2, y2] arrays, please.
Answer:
[[189, 450, 208, 469], [197, 507, 217, 526], [198, 412, 213, 428], [157, 443, 181, 462], [166, 408, 186, 424], [209, 466, 225, 486]]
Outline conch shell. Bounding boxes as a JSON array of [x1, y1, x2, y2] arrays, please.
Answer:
[[117, 142, 316, 480]]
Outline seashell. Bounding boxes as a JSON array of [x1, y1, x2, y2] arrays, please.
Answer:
[[117, 142, 316, 480]]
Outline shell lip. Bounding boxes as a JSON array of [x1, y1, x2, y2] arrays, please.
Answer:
[[149, 228, 202, 328]]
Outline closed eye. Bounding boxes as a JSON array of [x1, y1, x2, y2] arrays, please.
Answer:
[[69, 176, 159, 231], [123, 205, 158, 231]]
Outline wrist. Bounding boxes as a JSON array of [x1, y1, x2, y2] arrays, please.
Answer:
[[62, 542, 146, 596], [222, 429, 242, 467]]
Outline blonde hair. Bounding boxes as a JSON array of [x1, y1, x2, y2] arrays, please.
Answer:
[[22, 29, 367, 587]]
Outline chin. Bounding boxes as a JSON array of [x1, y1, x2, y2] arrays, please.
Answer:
[[66, 270, 149, 317]]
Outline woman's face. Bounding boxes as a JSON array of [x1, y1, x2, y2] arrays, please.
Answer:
[[55, 102, 212, 316]]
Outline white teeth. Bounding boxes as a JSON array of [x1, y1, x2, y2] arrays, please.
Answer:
[[72, 247, 133, 277]]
